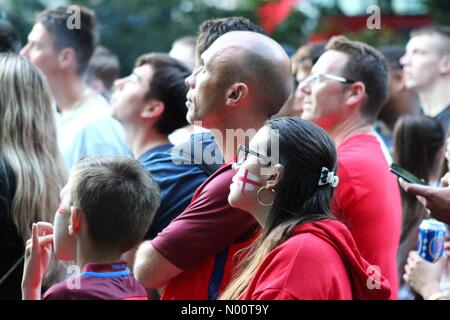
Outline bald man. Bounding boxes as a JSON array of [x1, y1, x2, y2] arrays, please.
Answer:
[[134, 31, 292, 300]]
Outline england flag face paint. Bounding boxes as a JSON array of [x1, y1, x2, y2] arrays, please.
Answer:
[[57, 199, 66, 215], [234, 168, 261, 194]]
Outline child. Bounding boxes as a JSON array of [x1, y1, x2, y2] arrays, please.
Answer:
[[21, 157, 160, 300]]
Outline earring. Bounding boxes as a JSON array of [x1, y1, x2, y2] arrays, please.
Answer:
[[257, 187, 275, 207]]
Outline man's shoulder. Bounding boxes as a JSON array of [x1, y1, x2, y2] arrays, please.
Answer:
[[73, 94, 111, 119], [198, 164, 234, 195], [170, 132, 224, 176], [83, 93, 111, 110], [43, 279, 83, 300], [142, 150, 209, 194], [338, 134, 385, 167], [338, 133, 378, 152], [81, 114, 123, 134], [62, 96, 120, 134], [141, 144, 210, 177], [435, 105, 450, 133], [435, 104, 450, 119], [336, 133, 396, 193]]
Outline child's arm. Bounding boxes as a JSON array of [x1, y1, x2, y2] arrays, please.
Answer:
[[21, 223, 54, 300]]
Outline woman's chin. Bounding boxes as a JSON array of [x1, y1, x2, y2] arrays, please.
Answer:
[[227, 193, 238, 209]]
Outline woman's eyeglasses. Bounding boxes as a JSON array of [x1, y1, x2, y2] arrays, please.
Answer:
[[236, 144, 272, 166]]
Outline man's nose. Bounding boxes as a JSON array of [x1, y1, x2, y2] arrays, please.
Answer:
[[112, 77, 126, 92], [298, 80, 311, 95], [20, 43, 30, 58], [185, 73, 195, 88], [399, 53, 410, 67]]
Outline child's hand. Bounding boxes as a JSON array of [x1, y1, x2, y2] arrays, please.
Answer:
[[21, 222, 54, 300]]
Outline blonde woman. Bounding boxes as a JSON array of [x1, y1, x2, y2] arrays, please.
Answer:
[[0, 53, 67, 299], [222, 118, 391, 300]]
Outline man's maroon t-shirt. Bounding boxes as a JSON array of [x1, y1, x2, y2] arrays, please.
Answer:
[[43, 262, 147, 300], [151, 162, 259, 299]]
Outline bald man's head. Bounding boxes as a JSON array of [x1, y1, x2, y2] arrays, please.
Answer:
[[204, 31, 292, 118]]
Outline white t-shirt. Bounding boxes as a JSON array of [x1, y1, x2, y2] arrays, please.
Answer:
[[55, 93, 130, 170]]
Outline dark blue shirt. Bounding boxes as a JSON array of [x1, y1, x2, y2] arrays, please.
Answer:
[[435, 104, 450, 136], [139, 133, 222, 239]]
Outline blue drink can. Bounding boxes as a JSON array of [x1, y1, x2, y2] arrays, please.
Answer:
[[417, 219, 447, 262]]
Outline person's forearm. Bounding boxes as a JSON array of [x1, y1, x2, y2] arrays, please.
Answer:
[[134, 256, 167, 289], [134, 241, 183, 289], [22, 287, 42, 300]]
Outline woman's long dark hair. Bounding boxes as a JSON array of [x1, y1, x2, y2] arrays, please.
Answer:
[[436, 125, 450, 181], [264, 117, 338, 237], [393, 114, 444, 294], [221, 117, 338, 299]]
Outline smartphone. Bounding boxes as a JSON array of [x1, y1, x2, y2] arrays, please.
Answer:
[[390, 163, 428, 185]]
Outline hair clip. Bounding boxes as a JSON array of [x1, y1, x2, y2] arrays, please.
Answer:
[[318, 167, 339, 188]]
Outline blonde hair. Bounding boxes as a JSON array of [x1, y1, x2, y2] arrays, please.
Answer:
[[0, 53, 67, 242]]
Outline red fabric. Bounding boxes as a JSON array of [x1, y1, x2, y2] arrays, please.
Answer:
[[161, 233, 258, 300], [257, 0, 298, 34], [152, 161, 259, 299], [333, 133, 401, 299], [241, 219, 391, 300]]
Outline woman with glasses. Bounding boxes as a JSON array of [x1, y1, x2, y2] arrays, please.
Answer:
[[221, 117, 391, 300]]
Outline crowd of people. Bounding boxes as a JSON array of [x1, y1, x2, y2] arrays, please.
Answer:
[[0, 5, 449, 300]]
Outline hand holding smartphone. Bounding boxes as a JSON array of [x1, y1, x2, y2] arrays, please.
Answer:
[[390, 163, 428, 185]]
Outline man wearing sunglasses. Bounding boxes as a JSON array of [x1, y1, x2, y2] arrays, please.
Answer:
[[134, 31, 292, 299], [300, 36, 402, 299]]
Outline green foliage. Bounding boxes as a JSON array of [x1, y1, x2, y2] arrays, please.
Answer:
[[1, 0, 46, 46], [270, 9, 308, 54], [343, 27, 403, 48], [422, 0, 450, 25], [1, 0, 447, 75], [75, 0, 255, 74], [1, 0, 258, 74]]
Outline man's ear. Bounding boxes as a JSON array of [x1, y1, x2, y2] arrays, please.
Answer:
[[58, 47, 77, 70], [226, 83, 248, 105], [439, 54, 450, 75], [266, 164, 284, 190], [345, 82, 366, 109], [141, 100, 165, 120], [68, 206, 83, 236], [89, 79, 105, 94]]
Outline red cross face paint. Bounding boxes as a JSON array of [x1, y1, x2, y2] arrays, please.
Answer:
[[57, 206, 65, 215], [56, 198, 66, 215], [234, 168, 262, 194]]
